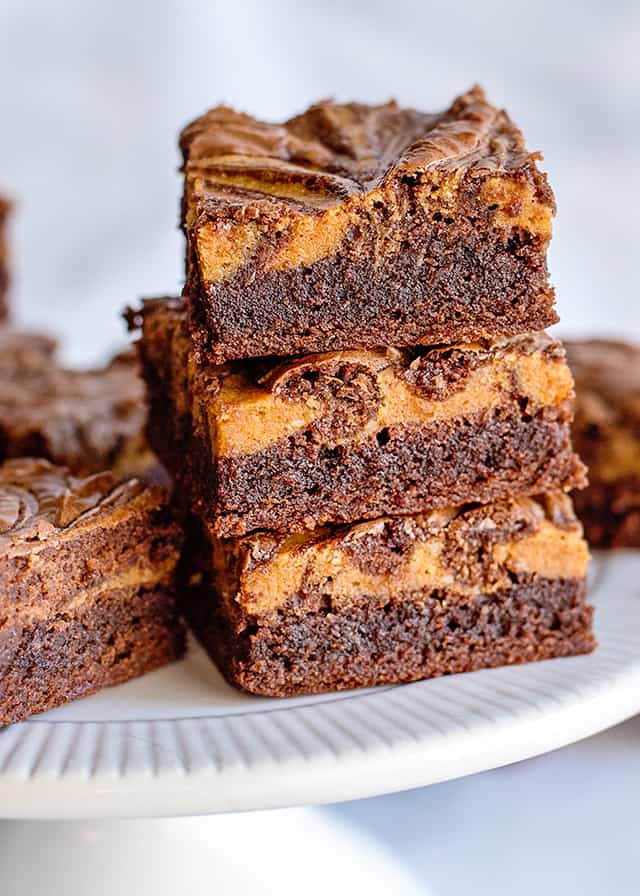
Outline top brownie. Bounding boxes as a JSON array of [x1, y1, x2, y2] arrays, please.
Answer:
[[181, 86, 557, 362], [0, 198, 10, 320]]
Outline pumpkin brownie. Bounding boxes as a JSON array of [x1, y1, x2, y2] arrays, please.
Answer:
[[181, 492, 593, 696], [133, 297, 585, 537], [0, 458, 185, 725], [181, 86, 556, 362]]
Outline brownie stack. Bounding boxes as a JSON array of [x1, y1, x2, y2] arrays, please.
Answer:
[[135, 86, 595, 696]]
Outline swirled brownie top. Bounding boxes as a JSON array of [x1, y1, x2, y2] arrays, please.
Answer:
[[181, 86, 551, 212], [180, 87, 557, 362], [0, 457, 155, 548]]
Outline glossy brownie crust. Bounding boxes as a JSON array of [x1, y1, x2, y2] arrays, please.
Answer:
[[0, 459, 185, 725], [0, 198, 10, 320], [181, 87, 556, 362], [182, 493, 593, 696], [566, 339, 640, 547], [135, 299, 585, 536]]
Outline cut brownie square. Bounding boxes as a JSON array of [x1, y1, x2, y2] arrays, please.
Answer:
[[0, 458, 185, 725], [181, 493, 593, 697], [133, 297, 585, 537], [181, 86, 557, 362], [0, 198, 11, 320], [0, 327, 154, 479], [566, 339, 640, 547]]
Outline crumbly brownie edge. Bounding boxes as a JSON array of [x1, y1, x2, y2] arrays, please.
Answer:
[[572, 476, 640, 548], [180, 402, 585, 536], [0, 586, 186, 726], [182, 575, 594, 697]]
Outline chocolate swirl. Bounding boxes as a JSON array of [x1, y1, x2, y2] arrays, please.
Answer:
[[0, 458, 148, 545], [180, 86, 538, 212]]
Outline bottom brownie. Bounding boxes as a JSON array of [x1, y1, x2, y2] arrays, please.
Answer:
[[1, 586, 185, 726], [182, 492, 594, 697], [184, 575, 592, 697]]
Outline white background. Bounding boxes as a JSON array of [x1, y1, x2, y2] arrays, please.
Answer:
[[1, 2, 639, 893]]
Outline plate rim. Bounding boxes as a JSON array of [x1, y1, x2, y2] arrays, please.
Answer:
[[1, 552, 638, 819]]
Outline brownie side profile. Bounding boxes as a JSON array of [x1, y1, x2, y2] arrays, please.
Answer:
[[0, 328, 154, 479], [181, 493, 593, 697], [566, 339, 640, 547], [181, 86, 557, 362], [0, 198, 11, 320], [134, 297, 585, 537], [0, 458, 186, 725]]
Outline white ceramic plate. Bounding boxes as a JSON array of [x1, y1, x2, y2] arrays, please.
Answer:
[[1, 552, 638, 819]]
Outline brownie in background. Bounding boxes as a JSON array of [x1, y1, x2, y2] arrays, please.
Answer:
[[567, 339, 640, 547], [0, 327, 155, 479], [0, 198, 11, 319]]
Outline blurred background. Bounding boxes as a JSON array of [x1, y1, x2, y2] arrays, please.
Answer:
[[1, 2, 638, 893], [1, 0, 638, 363]]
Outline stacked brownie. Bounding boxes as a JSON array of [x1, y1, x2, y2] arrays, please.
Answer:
[[134, 86, 594, 696]]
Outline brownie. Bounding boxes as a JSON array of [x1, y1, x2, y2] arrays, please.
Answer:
[[133, 297, 585, 537], [0, 198, 11, 320], [180, 86, 557, 362], [566, 339, 640, 547], [0, 328, 154, 479], [181, 492, 593, 697], [0, 458, 186, 725]]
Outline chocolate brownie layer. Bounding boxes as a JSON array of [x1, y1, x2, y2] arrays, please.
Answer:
[[0, 198, 10, 320], [135, 298, 585, 536], [0, 328, 154, 478], [181, 86, 556, 361], [182, 492, 593, 696], [1, 586, 184, 726], [566, 339, 640, 547], [184, 575, 592, 697], [0, 458, 185, 724]]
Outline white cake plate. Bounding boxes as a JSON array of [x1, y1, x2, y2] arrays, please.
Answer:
[[1, 551, 638, 819]]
